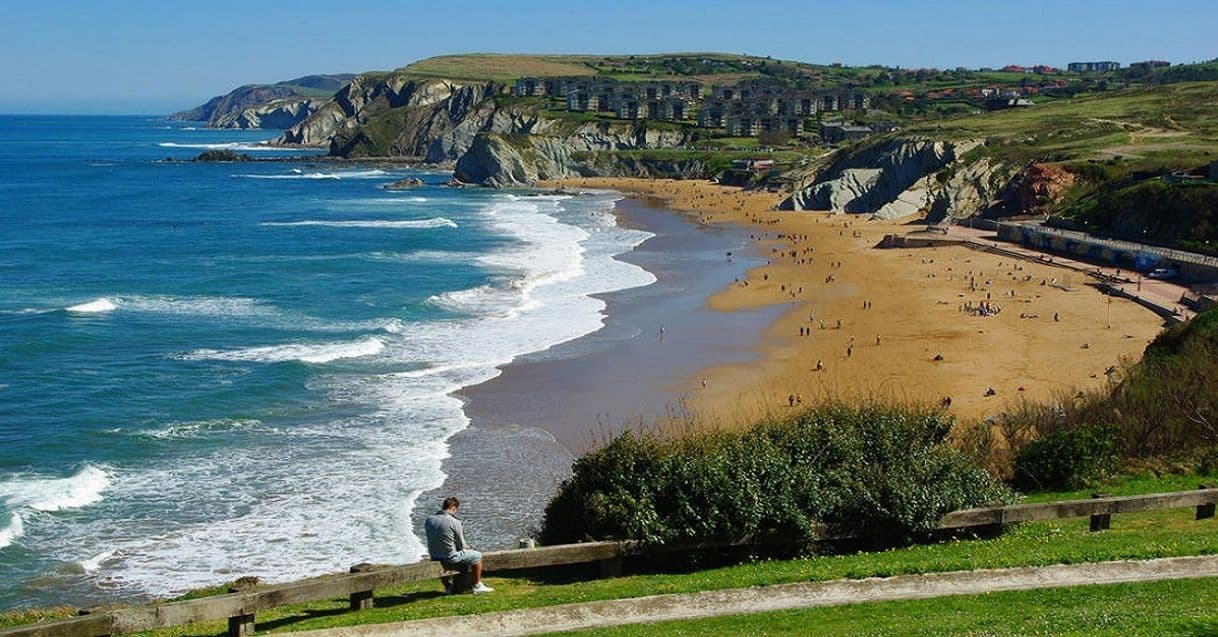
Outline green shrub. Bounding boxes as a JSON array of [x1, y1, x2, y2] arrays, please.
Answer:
[[1012, 425, 1118, 491], [539, 402, 1011, 546]]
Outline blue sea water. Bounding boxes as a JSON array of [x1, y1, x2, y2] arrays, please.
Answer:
[[0, 116, 655, 608]]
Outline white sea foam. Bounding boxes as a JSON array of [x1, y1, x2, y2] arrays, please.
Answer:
[[340, 197, 429, 205], [261, 218, 457, 229], [122, 295, 278, 317], [0, 465, 111, 513], [158, 142, 280, 152], [62, 296, 278, 319], [136, 418, 262, 440], [78, 550, 116, 572], [426, 284, 523, 316], [0, 513, 23, 549], [237, 169, 389, 180], [178, 337, 385, 364], [17, 191, 658, 598], [65, 298, 117, 313]]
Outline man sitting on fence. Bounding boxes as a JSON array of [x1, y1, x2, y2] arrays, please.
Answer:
[[424, 496, 493, 594]]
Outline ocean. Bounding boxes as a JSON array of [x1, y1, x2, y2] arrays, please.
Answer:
[[0, 116, 658, 608]]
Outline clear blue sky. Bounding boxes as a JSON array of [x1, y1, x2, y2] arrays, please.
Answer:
[[1, 0, 1213, 114]]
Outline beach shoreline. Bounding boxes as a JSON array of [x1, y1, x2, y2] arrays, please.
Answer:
[[413, 192, 780, 548], [413, 174, 1170, 551], [540, 177, 1168, 428]]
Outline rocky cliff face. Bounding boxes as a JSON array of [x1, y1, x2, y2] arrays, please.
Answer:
[[209, 98, 323, 129], [170, 74, 352, 128], [172, 85, 305, 124], [276, 74, 502, 158], [453, 125, 694, 187], [780, 138, 1025, 221]]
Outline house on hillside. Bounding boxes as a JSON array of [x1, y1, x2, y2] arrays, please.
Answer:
[[985, 96, 1034, 110], [1130, 60, 1171, 71], [730, 159, 774, 172], [566, 92, 600, 112], [513, 77, 548, 97], [820, 121, 873, 143], [1067, 61, 1121, 72]]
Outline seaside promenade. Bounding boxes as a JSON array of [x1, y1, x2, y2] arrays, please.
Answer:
[[944, 225, 1199, 322]]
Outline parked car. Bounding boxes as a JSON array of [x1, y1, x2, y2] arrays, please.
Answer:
[[1148, 267, 1180, 280]]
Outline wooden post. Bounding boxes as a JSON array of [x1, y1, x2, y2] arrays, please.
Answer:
[[348, 564, 375, 610], [227, 614, 255, 637], [1197, 484, 1216, 521], [1090, 493, 1111, 532]]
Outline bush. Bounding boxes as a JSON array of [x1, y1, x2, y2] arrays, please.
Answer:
[[1011, 425, 1118, 491], [539, 402, 1011, 546]]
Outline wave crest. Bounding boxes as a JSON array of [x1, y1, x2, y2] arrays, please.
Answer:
[[237, 169, 388, 180], [0, 465, 111, 513], [65, 298, 117, 313], [177, 337, 385, 364], [0, 513, 23, 549]]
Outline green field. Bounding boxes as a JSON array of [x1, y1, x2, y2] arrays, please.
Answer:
[[6, 473, 1204, 637], [909, 81, 1218, 165]]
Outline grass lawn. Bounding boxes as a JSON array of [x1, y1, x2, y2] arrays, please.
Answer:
[[543, 576, 1218, 636], [42, 472, 1207, 637]]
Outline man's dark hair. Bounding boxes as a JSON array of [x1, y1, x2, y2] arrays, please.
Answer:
[[441, 496, 460, 511]]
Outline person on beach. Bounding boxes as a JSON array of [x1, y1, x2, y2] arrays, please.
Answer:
[[425, 497, 493, 594]]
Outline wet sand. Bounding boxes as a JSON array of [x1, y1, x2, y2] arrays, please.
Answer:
[[414, 195, 781, 547]]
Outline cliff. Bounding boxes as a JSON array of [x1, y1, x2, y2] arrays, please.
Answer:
[[169, 74, 353, 128], [780, 138, 1028, 221], [209, 98, 325, 129], [453, 125, 695, 187], [275, 74, 505, 158]]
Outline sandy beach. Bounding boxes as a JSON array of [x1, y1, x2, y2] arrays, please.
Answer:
[[542, 177, 1168, 428]]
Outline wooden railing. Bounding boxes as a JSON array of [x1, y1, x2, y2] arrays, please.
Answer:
[[4, 486, 1215, 637]]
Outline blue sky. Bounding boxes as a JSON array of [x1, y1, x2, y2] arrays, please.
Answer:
[[0, 0, 1213, 114]]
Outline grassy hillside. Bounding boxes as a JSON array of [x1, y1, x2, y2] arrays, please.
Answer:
[[397, 52, 850, 84], [909, 81, 1218, 166], [1055, 179, 1218, 255], [399, 54, 599, 81]]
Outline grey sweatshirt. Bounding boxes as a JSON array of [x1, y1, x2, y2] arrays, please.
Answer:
[[424, 510, 466, 560]]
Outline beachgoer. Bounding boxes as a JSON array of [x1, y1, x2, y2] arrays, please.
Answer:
[[424, 497, 493, 594], [659, 326, 666, 342]]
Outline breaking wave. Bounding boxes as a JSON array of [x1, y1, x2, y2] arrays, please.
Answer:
[[0, 465, 112, 514], [65, 298, 117, 313], [177, 336, 386, 364]]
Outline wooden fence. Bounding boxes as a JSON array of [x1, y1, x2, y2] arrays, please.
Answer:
[[4, 486, 1215, 637]]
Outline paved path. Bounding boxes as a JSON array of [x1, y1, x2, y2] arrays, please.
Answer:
[[277, 555, 1218, 637], [946, 226, 1197, 321]]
